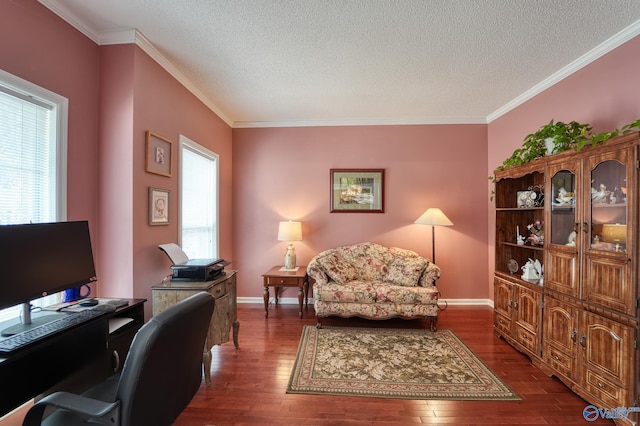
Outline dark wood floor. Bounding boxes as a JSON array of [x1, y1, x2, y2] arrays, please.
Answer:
[[176, 303, 613, 425]]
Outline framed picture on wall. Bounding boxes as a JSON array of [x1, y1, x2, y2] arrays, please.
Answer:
[[330, 169, 384, 213], [149, 187, 170, 225], [145, 131, 173, 177]]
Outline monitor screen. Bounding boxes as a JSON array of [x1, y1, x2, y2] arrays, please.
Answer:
[[0, 221, 97, 311]]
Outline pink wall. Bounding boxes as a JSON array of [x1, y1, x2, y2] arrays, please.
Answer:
[[99, 45, 234, 318], [3, 1, 639, 313], [1, 2, 233, 320], [232, 125, 489, 301], [0, 0, 100, 269], [487, 34, 640, 295]]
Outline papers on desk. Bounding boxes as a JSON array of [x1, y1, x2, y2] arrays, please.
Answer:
[[109, 317, 134, 334], [43, 298, 129, 312]]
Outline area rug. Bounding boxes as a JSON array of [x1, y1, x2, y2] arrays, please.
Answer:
[[287, 325, 520, 400]]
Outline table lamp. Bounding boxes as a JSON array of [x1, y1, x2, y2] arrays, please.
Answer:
[[414, 208, 453, 264], [277, 220, 302, 269], [602, 223, 627, 252]]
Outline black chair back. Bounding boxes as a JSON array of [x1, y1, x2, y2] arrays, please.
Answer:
[[117, 292, 214, 426]]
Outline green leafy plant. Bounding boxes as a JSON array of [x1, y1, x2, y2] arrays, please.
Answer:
[[489, 118, 640, 201], [498, 120, 592, 170]]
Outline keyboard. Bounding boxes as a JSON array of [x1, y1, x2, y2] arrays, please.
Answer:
[[0, 308, 108, 355]]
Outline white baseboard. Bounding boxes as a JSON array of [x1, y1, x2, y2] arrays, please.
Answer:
[[238, 297, 494, 307]]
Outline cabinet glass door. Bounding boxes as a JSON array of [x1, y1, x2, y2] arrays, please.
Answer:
[[546, 164, 580, 297], [589, 160, 627, 253], [550, 170, 577, 246]]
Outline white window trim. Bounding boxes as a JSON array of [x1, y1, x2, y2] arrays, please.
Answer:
[[0, 70, 69, 220], [179, 134, 220, 256], [0, 70, 69, 318]]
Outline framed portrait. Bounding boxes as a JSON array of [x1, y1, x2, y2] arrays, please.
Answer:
[[149, 187, 170, 225], [145, 131, 173, 177], [330, 169, 385, 213]]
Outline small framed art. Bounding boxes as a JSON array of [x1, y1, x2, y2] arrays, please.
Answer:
[[145, 131, 173, 177], [149, 187, 170, 225], [330, 169, 384, 213]]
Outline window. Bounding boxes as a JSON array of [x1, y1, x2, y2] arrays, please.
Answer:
[[179, 135, 219, 258], [0, 70, 68, 320]]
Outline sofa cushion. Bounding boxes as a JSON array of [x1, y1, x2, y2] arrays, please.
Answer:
[[340, 243, 388, 281], [314, 281, 377, 303], [316, 252, 358, 284], [385, 256, 428, 287], [374, 282, 439, 304]]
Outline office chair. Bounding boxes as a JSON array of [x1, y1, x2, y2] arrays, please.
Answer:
[[23, 292, 215, 426]]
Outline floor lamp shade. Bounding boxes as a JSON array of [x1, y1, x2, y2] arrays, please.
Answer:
[[277, 221, 302, 269], [414, 208, 453, 264]]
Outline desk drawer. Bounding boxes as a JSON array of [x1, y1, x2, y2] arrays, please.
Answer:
[[209, 281, 227, 299], [266, 276, 299, 286]]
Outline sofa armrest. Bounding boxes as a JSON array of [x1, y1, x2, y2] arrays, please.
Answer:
[[419, 262, 441, 287], [307, 257, 329, 287]]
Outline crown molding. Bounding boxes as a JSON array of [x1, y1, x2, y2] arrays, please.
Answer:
[[37, 0, 233, 127], [38, 0, 101, 43], [487, 19, 640, 123], [233, 116, 488, 129], [132, 32, 234, 126], [36, 1, 640, 129]]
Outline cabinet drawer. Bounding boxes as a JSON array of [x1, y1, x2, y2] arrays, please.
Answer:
[[209, 281, 227, 299], [494, 313, 511, 335], [514, 325, 537, 354], [266, 276, 299, 286], [585, 369, 627, 407], [543, 345, 573, 377]]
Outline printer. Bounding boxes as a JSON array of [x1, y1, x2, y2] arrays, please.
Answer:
[[159, 243, 230, 281]]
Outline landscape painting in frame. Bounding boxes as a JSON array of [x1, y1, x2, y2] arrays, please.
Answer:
[[330, 169, 384, 213]]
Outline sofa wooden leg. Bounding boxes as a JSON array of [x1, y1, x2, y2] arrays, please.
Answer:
[[316, 316, 323, 328], [429, 316, 437, 332]]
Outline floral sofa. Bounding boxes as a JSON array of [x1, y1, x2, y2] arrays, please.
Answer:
[[307, 242, 442, 330]]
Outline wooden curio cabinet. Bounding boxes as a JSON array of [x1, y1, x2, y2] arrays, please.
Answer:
[[493, 161, 544, 360], [494, 132, 639, 425]]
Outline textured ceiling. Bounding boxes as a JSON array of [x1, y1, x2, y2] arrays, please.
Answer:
[[40, 0, 640, 127]]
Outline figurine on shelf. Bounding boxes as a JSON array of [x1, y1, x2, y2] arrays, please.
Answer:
[[516, 225, 525, 245], [521, 258, 542, 281], [526, 220, 544, 246], [591, 183, 609, 203]]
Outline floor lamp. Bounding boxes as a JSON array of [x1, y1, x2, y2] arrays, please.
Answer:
[[414, 208, 453, 264]]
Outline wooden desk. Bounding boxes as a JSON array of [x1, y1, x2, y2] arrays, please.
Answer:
[[262, 266, 308, 318], [151, 271, 238, 385]]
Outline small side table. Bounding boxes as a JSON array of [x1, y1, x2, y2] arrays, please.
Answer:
[[262, 265, 308, 318]]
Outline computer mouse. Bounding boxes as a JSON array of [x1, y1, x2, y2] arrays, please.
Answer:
[[79, 298, 99, 307]]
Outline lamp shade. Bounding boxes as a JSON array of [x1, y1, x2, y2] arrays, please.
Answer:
[[277, 220, 302, 241], [414, 208, 453, 226], [602, 223, 626, 243]]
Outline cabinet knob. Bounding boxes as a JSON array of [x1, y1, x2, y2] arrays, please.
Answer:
[[579, 335, 587, 349]]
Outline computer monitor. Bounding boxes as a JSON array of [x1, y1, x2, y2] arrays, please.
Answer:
[[0, 221, 97, 335]]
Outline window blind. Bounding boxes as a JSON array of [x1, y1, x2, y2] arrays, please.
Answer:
[[0, 85, 56, 225], [181, 142, 218, 259], [0, 80, 59, 318]]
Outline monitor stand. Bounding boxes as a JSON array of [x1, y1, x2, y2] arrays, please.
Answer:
[[0, 303, 65, 337]]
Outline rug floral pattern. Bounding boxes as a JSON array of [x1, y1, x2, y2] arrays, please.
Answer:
[[287, 326, 520, 400]]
